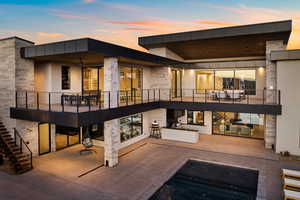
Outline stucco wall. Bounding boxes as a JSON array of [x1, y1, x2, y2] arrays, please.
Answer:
[[276, 60, 300, 155]]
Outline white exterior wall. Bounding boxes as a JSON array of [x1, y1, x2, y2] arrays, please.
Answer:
[[276, 60, 300, 155], [35, 62, 82, 93]]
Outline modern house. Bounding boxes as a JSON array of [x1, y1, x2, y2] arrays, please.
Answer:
[[0, 20, 299, 173]]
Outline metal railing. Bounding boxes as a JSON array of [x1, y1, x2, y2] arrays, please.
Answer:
[[15, 88, 280, 113], [14, 128, 33, 169]]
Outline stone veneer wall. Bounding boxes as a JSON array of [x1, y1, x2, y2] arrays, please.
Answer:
[[0, 38, 16, 132], [103, 57, 120, 167], [0, 37, 38, 155], [265, 40, 286, 149]]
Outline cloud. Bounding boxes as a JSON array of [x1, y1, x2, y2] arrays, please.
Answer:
[[35, 32, 69, 44], [37, 32, 64, 38], [82, 0, 96, 3], [103, 2, 143, 12], [206, 4, 300, 49]]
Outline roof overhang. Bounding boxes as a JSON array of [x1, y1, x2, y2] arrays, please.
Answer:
[[21, 38, 183, 67], [139, 20, 292, 60]]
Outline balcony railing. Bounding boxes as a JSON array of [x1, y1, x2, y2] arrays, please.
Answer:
[[14, 89, 280, 113]]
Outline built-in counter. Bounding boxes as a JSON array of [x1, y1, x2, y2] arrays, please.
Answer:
[[161, 127, 199, 143]]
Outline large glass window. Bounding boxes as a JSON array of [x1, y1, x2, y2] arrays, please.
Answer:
[[119, 66, 143, 102], [119, 66, 143, 91], [187, 111, 204, 126], [212, 112, 264, 139], [195, 69, 257, 94], [55, 126, 80, 150], [82, 67, 104, 92], [235, 70, 256, 94], [120, 114, 143, 142]]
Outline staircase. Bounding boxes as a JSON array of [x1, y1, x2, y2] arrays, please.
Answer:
[[0, 121, 33, 174]]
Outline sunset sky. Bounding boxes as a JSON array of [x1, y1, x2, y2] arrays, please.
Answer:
[[1, 0, 299, 51]]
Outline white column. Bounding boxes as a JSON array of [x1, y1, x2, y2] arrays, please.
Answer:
[[103, 57, 120, 167], [265, 40, 286, 149]]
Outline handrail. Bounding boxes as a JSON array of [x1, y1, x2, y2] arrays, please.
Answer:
[[13, 128, 33, 169], [14, 88, 281, 113]]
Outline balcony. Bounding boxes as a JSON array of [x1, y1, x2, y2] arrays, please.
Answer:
[[10, 89, 281, 127]]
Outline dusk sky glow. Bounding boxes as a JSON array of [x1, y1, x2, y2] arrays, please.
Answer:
[[1, 0, 299, 51]]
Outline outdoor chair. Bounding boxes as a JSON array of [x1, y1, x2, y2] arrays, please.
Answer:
[[284, 178, 300, 191], [284, 189, 300, 200], [283, 169, 300, 180], [80, 128, 96, 155]]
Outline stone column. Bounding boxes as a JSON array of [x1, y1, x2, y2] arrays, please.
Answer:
[[265, 40, 286, 149], [103, 57, 120, 167]]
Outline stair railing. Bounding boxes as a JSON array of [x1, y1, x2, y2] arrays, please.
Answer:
[[13, 128, 33, 169]]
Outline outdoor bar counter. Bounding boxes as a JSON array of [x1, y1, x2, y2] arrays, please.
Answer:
[[161, 126, 199, 143]]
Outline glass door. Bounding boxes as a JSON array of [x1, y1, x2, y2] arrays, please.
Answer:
[[38, 123, 51, 155], [171, 69, 182, 98]]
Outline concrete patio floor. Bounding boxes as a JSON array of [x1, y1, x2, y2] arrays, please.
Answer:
[[0, 135, 299, 200]]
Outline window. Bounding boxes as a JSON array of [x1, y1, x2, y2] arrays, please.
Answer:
[[89, 123, 104, 141], [195, 69, 257, 94], [212, 112, 264, 139], [187, 111, 204, 126], [235, 70, 256, 95], [83, 67, 104, 92], [120, 114, 143, 142], [215, 70, 234, 90], [62, 66, 70, 90], [119, 66, 143, 91]]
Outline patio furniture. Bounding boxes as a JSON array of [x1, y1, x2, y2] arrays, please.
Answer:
[[80, 128, 96, 155], [228, 90, 242, 101], [284, 178, 300, 191], [216, 91, 227, 99], [283, 169, 300, 180], [284, 189, 300, 200]]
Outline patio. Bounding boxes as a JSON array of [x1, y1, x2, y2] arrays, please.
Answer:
[[0, 135, 299, 200]]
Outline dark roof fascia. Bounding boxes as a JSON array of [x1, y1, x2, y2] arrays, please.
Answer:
[[21, 38, 183, 66], [87, 38, 183, 65], [139, 20, 292, 49]]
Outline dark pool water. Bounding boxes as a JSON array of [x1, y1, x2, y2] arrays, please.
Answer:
[[149, 160, 258, 200]]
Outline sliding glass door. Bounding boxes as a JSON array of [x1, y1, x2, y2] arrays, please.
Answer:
[[212, 112, 264, 139]]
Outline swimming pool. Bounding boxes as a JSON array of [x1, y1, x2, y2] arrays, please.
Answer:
[[150, 160, 258, 200]]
